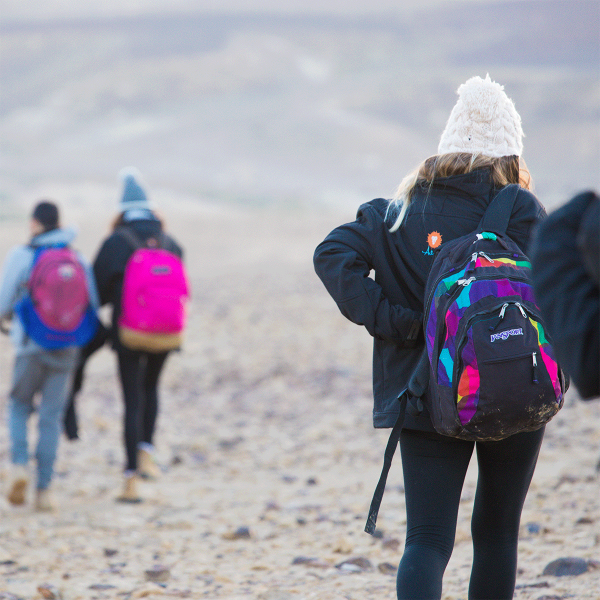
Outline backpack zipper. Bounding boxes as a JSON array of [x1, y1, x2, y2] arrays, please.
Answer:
[[451, 299, 541, 389], [424, 252, 529, 324], [429, 273, 533, 368], [423, 250, 526, 324], [489, 301, 528, 331]]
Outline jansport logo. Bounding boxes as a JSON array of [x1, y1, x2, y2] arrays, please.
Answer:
[[490, 328, 523, 343]]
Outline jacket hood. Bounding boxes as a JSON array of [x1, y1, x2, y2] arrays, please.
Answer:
[[30, 226, 77, 248], [425, 168, 493, 197]]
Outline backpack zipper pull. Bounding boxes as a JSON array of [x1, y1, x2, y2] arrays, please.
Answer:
[[532, 351, 539, 384], [457, 276, 476, 287], [515, 302, 527, 318], [466, 252, 478, 273], [478, 251, 494, 263], [489, 302, 509, 331]]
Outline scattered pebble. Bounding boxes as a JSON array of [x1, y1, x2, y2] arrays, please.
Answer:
[[542, 557, 589, 577], [218, 436, 244, 450], [144, 565, 171, 582], [336, 557, 373, 572], [221, 526, 251, 540], [291, 556, 330, 569], [37, 584, 62, 600], [377, 562, 397, 575], [525, 522, 542, 534], [381, 538, 400, 551]]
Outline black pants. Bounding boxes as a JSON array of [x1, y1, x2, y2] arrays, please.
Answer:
[[117, 348, 169, 472], [396, 426, 545, 600]]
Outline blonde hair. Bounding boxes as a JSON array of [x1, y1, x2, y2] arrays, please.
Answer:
[[387, 154, 532, 232]]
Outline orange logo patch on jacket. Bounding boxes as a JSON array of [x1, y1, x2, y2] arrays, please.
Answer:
[[423, 231, 442, 256], [427, 231, 442, 248]]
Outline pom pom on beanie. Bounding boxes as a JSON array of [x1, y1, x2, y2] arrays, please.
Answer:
[[437, 74, 524, 158], [118, 167, 153, 212]]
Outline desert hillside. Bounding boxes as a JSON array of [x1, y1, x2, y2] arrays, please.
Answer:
[[1, 0, 599, 214]]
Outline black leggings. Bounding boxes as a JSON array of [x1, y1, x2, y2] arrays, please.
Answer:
[[396, 426, 545, 600], [117, 348, 169, 472]]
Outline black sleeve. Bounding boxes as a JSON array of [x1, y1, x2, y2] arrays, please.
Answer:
[[577, 196, 599, 286], [164, 234, 184, 261], [93, 235, 127, 307], [531, 191, 600, 400], [313, 203, 422, 346], [506, 188, 548, 255]]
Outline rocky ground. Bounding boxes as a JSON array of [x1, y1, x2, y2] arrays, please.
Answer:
[[0, 193, 599, 599]]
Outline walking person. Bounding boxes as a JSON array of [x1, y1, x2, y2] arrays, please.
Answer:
[[531, 190, 599, 401], [93, 168, 188, 503], [314, 75, 550, 599], [0, 200, 99, 511]]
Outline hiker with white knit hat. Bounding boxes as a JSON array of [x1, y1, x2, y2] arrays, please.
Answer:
[[93, 168, 187, 503], [314, 75, 549, 599]]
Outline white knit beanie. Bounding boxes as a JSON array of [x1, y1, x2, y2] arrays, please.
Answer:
[[437, 74, 524, 158]]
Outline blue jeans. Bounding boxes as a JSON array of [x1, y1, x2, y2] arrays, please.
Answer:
[[9, 349, 78, 489]]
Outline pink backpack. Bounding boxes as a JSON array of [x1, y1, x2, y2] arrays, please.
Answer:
[[15, 245, 98, 348], [117, 229, 190, 352]]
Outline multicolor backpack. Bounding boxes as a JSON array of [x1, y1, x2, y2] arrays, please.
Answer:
[[365, 185, 568, 535], [15, 245, 98, 349], [117, 228, 190, 353], [423, 184, 567, 441]]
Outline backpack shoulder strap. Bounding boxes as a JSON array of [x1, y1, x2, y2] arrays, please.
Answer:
[[115, 226, 144, 250], [365, 403, 405, 535], [479, 184, 520, 235], [364, 348, 430, 535], [116, 226, 168, 251]]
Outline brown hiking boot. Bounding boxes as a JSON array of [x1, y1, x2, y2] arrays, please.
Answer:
[[35, 488, 55, 512], [138, 448, 161, 480], [7, 465, 29, 506], [116, 473, 142, 503]]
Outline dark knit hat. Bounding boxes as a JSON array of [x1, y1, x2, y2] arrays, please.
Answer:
[[32, 201, 59, 231], [118, 167, 153, 212]]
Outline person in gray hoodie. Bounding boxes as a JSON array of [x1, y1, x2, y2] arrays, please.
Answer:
[[0, 200, 99, 511]]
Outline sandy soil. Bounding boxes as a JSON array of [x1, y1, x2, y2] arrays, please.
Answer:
[[0, 191, 599, 599]]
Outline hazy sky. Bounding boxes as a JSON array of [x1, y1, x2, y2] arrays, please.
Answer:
[[1, 0, 486, 21]]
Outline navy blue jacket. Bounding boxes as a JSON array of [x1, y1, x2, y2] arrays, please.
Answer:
[[531, 191, 599, 400], [314, 169, 546, 429]]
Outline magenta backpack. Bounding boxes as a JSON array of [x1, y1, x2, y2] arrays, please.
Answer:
[[15, 245, 98, 348], [117, 228, 190, 352]]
